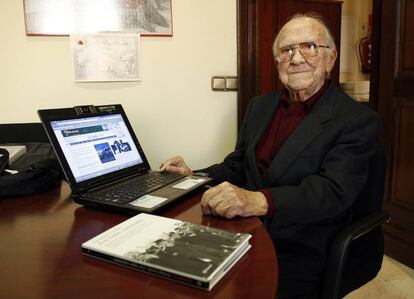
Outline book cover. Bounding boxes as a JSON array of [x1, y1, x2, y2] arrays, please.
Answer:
[[82, 213, 251, 290], [0, 145, 27, 165]]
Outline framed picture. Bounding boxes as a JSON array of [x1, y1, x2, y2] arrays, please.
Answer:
[[70, 33, 141, 82], [23, 0, 173, 36]]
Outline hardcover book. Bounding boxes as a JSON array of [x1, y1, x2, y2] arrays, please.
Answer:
[[82, 213, 252, 291]]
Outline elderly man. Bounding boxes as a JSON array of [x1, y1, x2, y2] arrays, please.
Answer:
[[161, 14, 380, 298]]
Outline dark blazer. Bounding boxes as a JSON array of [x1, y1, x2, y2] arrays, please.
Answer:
[[201, 81, 381, 296]]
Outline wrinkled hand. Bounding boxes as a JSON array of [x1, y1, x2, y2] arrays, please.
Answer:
[[200, 182, 268, 219], [159, 155, 193, 176]]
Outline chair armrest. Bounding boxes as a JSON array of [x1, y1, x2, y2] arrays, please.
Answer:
[[320, 211, 390, 299], [339, 211, 390, 242]]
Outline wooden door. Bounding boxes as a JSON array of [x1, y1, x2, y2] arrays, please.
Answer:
[[377, 0, 414, 268]]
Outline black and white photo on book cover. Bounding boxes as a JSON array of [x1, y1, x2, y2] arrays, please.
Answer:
[[125, 219, 248, 278], [82, 213, 251, 284]]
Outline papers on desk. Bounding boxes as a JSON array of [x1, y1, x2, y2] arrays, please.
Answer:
[[82, 213, 251, 291]]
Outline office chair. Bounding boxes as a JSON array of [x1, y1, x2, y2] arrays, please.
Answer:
[[0, 123, 49, 143], [320, 143, 390, 299]]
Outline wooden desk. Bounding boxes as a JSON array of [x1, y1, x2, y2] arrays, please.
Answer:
[[0, 182, 278, 299]]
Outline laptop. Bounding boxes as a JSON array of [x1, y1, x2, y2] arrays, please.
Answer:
[[38, 104, 211, 214]]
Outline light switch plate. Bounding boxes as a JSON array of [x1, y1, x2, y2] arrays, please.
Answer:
[[226, 76, 238, 90], [211, 76, 238, 91], [211, 76, 226, 90]]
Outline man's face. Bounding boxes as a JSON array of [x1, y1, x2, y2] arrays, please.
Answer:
[[276, 18, 337, 97]]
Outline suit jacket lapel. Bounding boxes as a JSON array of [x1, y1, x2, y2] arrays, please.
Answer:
[[249, 92, 282, 151], [246, 92, 281, 189], [265, 83, 337, 184]]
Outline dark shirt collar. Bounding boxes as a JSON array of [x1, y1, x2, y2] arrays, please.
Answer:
[[280, 80, 329, 110]]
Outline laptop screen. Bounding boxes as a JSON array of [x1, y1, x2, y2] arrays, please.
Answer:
[[50, 114, 143, 182]]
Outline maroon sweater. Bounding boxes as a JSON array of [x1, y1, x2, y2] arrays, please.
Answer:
[[257, 82, 328, 216]]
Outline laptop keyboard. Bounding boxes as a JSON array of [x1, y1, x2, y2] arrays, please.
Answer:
[[85, 172, 186, 204]]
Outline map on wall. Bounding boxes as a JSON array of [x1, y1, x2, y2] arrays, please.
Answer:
[[24, 0, 173, 36], [70, 33, 141, 82]]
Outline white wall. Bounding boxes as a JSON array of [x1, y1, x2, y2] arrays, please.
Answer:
[[0, 1, 238, 170]]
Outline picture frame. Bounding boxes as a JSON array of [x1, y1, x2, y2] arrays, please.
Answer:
[[23, 0, 173, 37], [70, 33, 141, 82]]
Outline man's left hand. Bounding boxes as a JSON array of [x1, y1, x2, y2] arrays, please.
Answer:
[[200, 182, 268, 219]]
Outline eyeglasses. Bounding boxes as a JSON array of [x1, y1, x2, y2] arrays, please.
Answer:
[[276, 41, 330, 62]]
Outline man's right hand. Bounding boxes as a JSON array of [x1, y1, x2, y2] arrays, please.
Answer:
[[159, 155, 193, 176]]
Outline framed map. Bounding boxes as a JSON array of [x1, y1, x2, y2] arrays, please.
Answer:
[[23, 0, 173, 36], [70, 33, 141, 82]]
